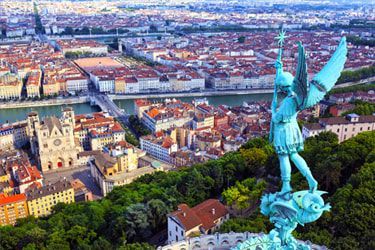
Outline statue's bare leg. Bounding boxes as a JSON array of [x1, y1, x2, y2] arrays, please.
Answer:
[[278, 154, 292, 193], [290, 153, 317, 192]]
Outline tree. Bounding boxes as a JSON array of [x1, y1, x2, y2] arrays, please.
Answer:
[[222, 183, 247, 209], [240, 148, 267, 175], [46, 230, 70, 250], [65, 225, 96, 248], [298, 162, 375, 249], [342, 101, 375, 116], [20, 227, 47, 249], [218, 212, 271, 233], [149, 25, 158, 32], [222, 178, 266, 215], [238, 36, 246, 43], [337, 65, 375, 84], [223, 162, 236, 188], [124, 203, 151, 242], [103, 214, 127, 244], [64, 27, 74, 35], [176, 168, 214, 206], [146, 199, 170, 233], [0, 132, 374, 249], [92, 237, 112, 250], [330, 162, 375, 249], [119, 243, 155, 250]]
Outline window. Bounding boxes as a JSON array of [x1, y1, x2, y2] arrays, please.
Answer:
[[345, 128, 347, 132], [181, 231, 183, 236], [360, 127, 363, 131], [176, 226, 178, 232], [337, 128, 340, 132]]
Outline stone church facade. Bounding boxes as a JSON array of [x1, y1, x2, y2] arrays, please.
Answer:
[[28, 108, 81, 173]]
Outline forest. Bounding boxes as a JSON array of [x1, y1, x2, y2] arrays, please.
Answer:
[[0, 131, 374, 250]]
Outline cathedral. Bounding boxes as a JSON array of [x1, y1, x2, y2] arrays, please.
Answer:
[[28, 107, 81, 173]]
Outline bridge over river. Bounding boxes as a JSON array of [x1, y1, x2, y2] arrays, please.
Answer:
[[89, 94, 130, 126]]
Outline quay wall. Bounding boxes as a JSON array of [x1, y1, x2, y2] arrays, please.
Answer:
[[0, 96, 89, 110], [110, 88, 274, 100]]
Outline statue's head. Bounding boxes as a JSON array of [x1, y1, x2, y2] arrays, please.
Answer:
[[275, 71, 294, 91], [292, 190, 331, 224]]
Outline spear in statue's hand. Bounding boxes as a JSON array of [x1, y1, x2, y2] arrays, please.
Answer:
[[270, 29, 288, 143]]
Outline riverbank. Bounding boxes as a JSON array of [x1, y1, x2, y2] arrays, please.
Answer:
[[0, 80, 371, 110], [0, 96, 89, 110], [335, 76, 375, 88], [110, 88, 274, 100]]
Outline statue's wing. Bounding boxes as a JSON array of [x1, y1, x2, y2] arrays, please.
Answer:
[[292, 42, 309, 110], [304, 37, 348, 109]]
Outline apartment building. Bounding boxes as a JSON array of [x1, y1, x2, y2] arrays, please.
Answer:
[[25, 180, 74, 217], [0, 74, 22, 99], [0, 194, 29, 226], [26, 71, 41, 98], [57, 39, 108, 56], [192, 114, 214, 130], [74, 112, 125, 151], [66, 76, 89, 94], [140, 135, 178, 163], [302, 114, 375, 143], [89, 145, 146, 196], [142, 108, 193, 133], [0, 126, 14, 150]]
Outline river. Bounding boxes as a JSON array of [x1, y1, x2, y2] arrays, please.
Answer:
[[0, 93, 272, 124], [0, 103, 101, 124]]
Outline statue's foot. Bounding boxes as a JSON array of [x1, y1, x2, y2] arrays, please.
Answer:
[[281, 182, 292, 194], [308, 178, 318, 193], [277, 191, 292, 201]]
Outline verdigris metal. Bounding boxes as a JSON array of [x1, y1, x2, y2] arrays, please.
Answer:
[[233, 30, 347, 250]]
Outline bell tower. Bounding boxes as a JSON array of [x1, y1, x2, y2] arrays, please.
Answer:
[[61, 107, 75, 128], [27, 111, 40, 154]]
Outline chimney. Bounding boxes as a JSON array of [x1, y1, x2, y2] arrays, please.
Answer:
[[212, 208, 215, 215]]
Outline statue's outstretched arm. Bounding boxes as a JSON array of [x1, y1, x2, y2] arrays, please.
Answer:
[[269, 87, 277, 142]]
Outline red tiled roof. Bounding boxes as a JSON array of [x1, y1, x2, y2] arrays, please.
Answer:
[[0, 193, 26, 206], [162, 137, 174, 149], [170, 204, 202, 231], [147, 108, 160, 119], [193, 199, 228, 230], [170, 199, 228, 231]]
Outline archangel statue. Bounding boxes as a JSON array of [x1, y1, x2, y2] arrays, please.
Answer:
[[234, 31, 347, 250], [270, 31, 347, 194]]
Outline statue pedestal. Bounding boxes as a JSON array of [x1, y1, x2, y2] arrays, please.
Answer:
[[232, 190, 330, 250]]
